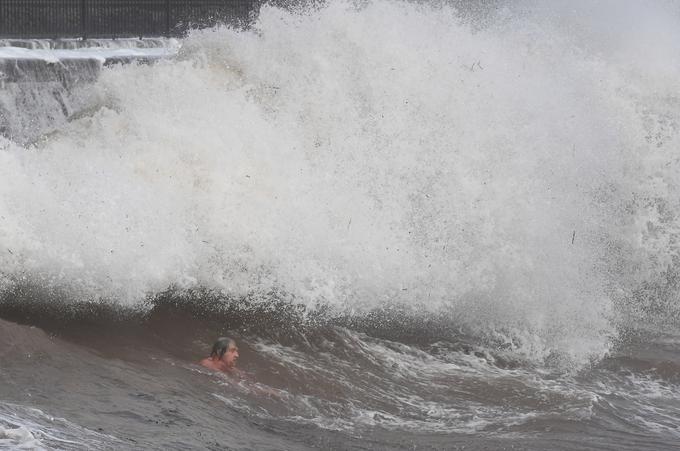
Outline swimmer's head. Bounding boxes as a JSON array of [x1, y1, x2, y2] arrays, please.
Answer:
[[210, 337, 239, 367]]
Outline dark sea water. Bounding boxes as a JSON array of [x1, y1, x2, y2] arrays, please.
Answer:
[[1, 0, 680, 449]]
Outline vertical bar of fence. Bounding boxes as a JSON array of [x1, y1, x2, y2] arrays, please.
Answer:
[[23, 0, 27, 38], [165, 0, 171, 36], [81, 0, 87, 40], [140, 0, 144, 39], [141, 0, 146, 39]]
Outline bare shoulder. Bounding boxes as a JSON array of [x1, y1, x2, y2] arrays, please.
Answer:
[[199, 358, 216, 370]]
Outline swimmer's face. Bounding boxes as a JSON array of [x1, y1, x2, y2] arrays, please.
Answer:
[[222, 343, 239, 367]]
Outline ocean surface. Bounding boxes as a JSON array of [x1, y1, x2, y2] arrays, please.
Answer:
[[1, 0, 680, 449]]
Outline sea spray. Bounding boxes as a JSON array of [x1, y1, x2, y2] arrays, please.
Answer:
[[0, 0, 679, 365]]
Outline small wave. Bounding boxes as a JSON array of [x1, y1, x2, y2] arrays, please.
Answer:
[[0, 282, 607, 369]]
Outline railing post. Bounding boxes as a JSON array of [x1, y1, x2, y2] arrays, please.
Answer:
[[80, 0, 87, 40], [166, 0, 171, 36]]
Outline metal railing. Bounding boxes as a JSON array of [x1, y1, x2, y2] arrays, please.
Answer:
[[0, 0, 258, 39]]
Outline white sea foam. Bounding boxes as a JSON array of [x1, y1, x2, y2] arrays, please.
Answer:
[[245, 331, 600, 433], [0, 401, 119, 450], [1, 0, 679, 364], [0, 425, 43, 450], [593, 373, 680, 437]]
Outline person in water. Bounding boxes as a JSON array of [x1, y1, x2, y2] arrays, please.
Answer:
[[200, 337, 239, 373], [200, 337, 281, 397]]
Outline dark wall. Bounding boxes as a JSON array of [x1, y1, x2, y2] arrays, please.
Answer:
[[0, 0, 258, 39]]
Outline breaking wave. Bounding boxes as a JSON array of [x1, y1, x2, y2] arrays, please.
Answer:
[[1, 0, 680, 368]]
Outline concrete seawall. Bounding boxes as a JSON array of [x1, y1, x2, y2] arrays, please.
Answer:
[[0, 38, 179, 84], [0, 38, 179, 144]]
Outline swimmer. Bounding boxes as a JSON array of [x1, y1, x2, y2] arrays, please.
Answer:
[[200, 337, 239, 374], [200, 337, 282, 398]]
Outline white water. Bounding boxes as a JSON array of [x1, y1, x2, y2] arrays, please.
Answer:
[[0, 401, 118, 449], [1, 0, 679, 364]]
